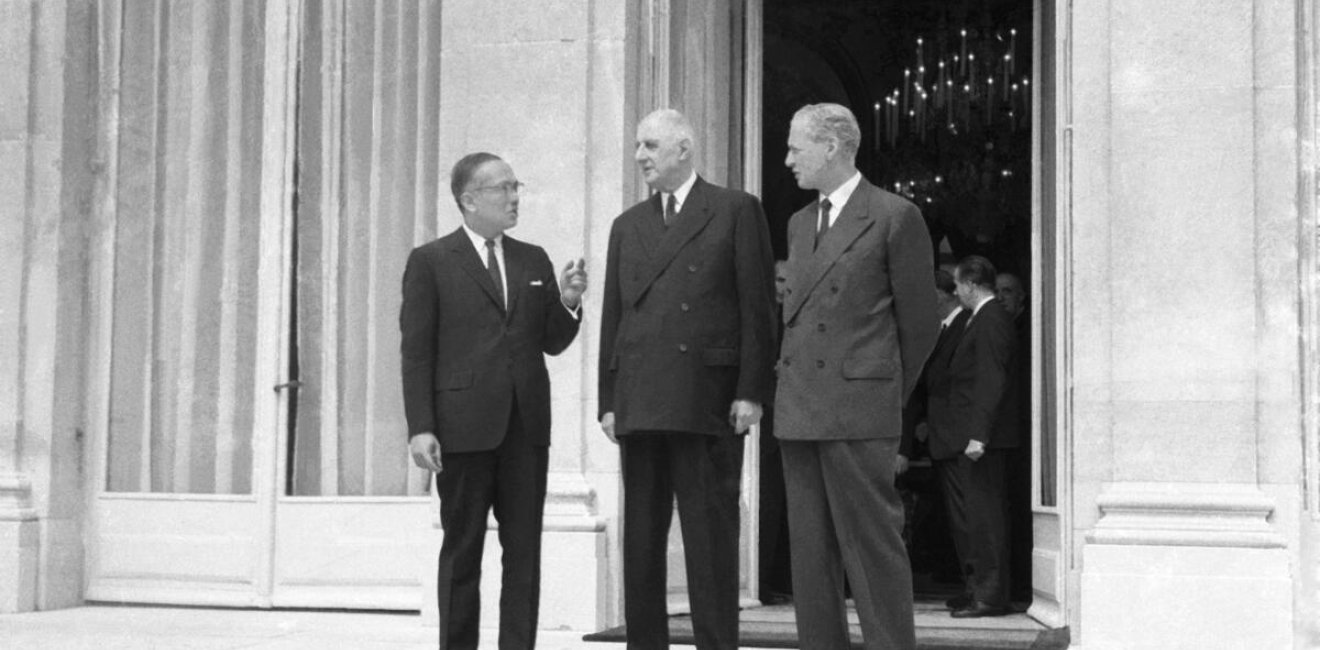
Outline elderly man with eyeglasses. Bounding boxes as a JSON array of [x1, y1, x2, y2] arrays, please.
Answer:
[[400, 152, 587, 650]]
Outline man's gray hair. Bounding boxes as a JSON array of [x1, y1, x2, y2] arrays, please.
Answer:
[[641, 108, 697, 147], [792, 103, 861, 159]]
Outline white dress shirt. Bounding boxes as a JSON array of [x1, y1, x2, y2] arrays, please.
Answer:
[[461, 224, 581, 318], [818, 171, 863, 229], [662, 171, 698, 216], [462, 224, 507, 307]]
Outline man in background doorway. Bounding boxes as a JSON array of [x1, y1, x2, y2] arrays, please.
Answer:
[[776, 102, 938, 650], [928, 256, 1018, 618], [400, 152, 587, 650], [598, 108, 778, 650], [995, 271, 1033, 605]]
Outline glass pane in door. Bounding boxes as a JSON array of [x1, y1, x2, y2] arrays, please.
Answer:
[[105, 0, 266, 495], [287, 0, 436, 497]]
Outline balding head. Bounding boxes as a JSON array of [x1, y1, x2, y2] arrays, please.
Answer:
[[635, 109, 697, 193]]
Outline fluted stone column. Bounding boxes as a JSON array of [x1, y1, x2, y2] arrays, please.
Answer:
[[1070, 0, 1306, 646], [0, 0, 96, 612]]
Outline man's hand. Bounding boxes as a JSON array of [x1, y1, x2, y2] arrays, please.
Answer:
[[728, 400, 762, 434], [410, 433, 442, 473], [560, 258, 587, 309], [963, 439, 986, 461], [896, 453, 911, 475], [600, 412, 618, 444]]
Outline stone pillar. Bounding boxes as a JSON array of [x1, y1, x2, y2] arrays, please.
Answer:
[[1070, 0, 1303, 646], [0, 0, 96, 612]]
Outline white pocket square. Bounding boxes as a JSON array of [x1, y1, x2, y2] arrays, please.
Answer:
[[529, 280, 544, 286]]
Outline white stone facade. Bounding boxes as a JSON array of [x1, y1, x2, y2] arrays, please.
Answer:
[[0, 1, 1316, 648]]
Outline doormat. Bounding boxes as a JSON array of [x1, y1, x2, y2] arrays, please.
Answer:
[[581, 617, 1069, 650]]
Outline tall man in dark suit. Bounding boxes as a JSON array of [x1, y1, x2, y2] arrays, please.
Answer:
[[775, 103, 939, 650], [401, 152, 587, 650], [598, 108, 777, 650], [926, 255, 1019, 618]]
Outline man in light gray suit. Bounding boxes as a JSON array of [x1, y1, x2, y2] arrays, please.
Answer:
[[774, 103, 939, 650]]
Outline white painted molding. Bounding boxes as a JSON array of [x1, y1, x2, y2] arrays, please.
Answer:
[[1086, 482, 1285, 549], [0, 473, 37, 521], [428, 471, 606, 532], [544, 472, 605, 531]]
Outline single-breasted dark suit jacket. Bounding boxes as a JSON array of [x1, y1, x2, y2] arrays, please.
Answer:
[[399, 228, 580, 452], [902, 308, 971, 457], [927, 298, 1019, 459], [598, 176, 777, 436], [775, 179, 939, 441]]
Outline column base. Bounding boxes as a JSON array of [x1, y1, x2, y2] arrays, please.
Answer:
[[0, 473, 39, 613], [1078, 482, 1291, 649]]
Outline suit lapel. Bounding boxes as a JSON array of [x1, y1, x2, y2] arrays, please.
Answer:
[[502, 237, 524, 322], [449, 229, 506, 315], [630, 176, 717, 306], [630, 193, 665, 261], [783, 182, 876, 323]]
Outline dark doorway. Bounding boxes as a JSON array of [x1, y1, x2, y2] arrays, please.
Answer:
[[759, 0, 1035, 609]]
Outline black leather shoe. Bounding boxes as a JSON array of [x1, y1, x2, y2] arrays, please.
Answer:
[[951, 601, 1011, 618], [944, 594, 973, 610]]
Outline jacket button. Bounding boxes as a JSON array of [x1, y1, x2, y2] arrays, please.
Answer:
[[817, 323, 826, 332], [815, 360, 825, 369], [678, 344, 689, 353], [782, 359, 791, 367], [831, 286, 839, 293], [786, 321, 796, 328], [688, 265, 698, 272], [680, 303, 690, 312]]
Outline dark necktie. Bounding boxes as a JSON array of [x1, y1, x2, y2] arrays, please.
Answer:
[[814, 198, 832, 250], [664, 194, 678, 227], [485, 238, 505, 309]]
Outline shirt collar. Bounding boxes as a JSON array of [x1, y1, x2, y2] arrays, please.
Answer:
[[461, 223, 502, 255], [941, 306, 964, 328], [664, 171, 698, 213], [820, 171, 863, 213]]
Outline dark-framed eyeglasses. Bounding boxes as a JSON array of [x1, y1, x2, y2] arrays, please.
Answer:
[[470, 181, 526, 196]]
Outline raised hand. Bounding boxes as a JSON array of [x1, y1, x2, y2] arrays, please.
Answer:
[[560, 258, 588, 308]]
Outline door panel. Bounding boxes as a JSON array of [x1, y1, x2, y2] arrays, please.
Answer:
[[89, 0, 444, 611], [269, 0, 441, 608], [87, 0, 273, 606], [1027, 0, 1069, 628]]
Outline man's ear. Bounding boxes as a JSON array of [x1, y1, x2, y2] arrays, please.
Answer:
[[458, 191, 475, 214], [824, 136, 840, 160], [678, 137, 694, 161]]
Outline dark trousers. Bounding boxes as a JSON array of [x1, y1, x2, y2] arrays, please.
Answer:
[[1007, 446, 1033, 602], [757, 414, 792, 600], [781, 437, 915, 650], [435, 405, 548, 650], [935, 451, 1010, 607], [620, 432, 744, 650]]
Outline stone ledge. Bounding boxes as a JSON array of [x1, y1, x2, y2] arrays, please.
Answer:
[[1086, 481, 1284, 548], [0, 473, 38, 521]]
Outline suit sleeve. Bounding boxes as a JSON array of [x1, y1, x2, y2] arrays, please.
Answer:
[[963, 310, 1015, 444], [733, 195, 779, 406], [900, 372, 927, 458], [887, 202, 939, 403], [399, 246, 438, 437], [539, 249, 581, 356], [597, 222, 623, 419]]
